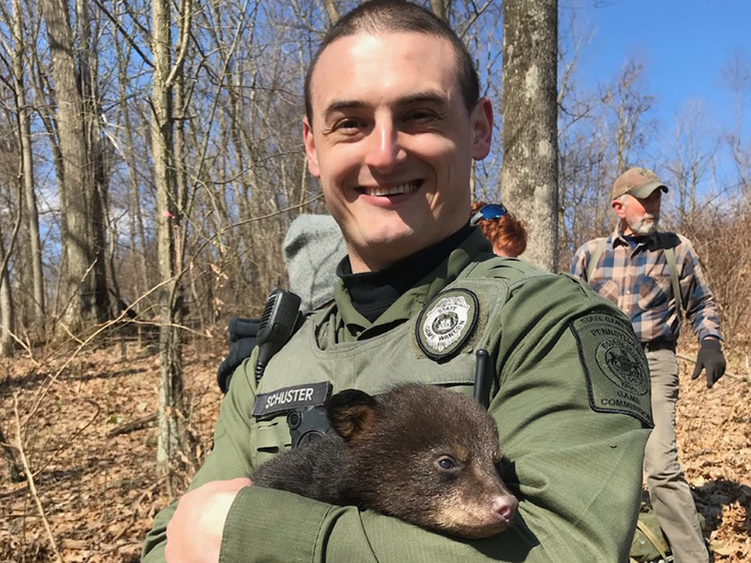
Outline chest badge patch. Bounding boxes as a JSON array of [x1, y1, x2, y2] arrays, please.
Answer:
[[417, 289, 479, 360]]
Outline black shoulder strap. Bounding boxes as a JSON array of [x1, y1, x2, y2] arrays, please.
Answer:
[[659, 234, 683, 321]]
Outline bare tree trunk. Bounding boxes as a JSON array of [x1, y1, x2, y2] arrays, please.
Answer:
[[76, 0, 111, 320], [12, 0, 45, 337], [501, 0, 558, 271], [118, 71, 151, 304], [0, 189, 21, 357], [151, 0, 193, 490], [0, 230, 14, 357], [429, 0, 450, 22], [40, 0, 102, 334]]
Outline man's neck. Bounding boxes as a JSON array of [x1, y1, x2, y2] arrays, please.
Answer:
[[617, 226, 657, 250], [347, 225, 468, 274], [338, 224, 473, 323]]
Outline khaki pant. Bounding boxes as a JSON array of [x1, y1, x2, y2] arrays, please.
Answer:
[[644, 346, 708, 563]]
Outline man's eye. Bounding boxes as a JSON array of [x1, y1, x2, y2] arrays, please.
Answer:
[[335, 118, 363, 131], [406, 110, 437, 122]]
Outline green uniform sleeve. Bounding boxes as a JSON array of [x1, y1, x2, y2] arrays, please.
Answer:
[[144, 274, 650, 563], [490, 272, 650, 560]]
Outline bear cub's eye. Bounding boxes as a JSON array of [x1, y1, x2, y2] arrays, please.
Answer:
[[437, 456, 457, 470]]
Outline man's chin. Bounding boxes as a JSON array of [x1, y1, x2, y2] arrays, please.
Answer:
[[349, 229, 419, 271], [631, 220, 658, 236]]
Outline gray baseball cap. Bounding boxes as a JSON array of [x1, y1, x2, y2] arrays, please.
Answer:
[[612, 167, 669, 200]]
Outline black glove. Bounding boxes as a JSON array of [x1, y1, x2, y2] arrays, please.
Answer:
[[216, 317, 260, 394], [691, 338, 726, 389]]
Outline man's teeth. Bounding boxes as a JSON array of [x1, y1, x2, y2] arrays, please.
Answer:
[[366, 182, 418, 196]]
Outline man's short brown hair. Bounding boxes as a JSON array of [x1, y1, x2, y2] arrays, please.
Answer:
[[304, 0, 480, 124]]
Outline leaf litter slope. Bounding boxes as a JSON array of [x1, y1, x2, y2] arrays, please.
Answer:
[[0, 340, 749, 562]]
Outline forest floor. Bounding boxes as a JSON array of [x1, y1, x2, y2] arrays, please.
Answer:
[[1, 333, 749, 562]]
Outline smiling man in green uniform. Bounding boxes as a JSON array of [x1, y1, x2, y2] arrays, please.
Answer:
[[142, 1, 652, 561]]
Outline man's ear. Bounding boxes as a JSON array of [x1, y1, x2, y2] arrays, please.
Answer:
[[612, 198, 626, 219], [303, 116, 321, 178], [326, 389, 378, 443], [471, 97, 493, 161]]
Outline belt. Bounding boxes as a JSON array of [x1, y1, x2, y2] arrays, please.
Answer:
[[641, 340, 676, 352]]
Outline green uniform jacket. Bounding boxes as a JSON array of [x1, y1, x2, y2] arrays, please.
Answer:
[[143, 230, 652, 563]]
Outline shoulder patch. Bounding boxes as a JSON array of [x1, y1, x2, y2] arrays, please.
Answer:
[[570, 313, 653, 427], [416, 289, 479, 361]]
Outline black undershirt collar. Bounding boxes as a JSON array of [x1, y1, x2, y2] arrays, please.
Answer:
[[622, 233, 645, 250], [337, 224, 473, 323]]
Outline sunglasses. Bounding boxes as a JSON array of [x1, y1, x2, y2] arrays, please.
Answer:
[[470, 204, 508, 226]]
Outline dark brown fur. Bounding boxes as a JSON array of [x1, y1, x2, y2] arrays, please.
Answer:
[[252, 384, 518, 538]]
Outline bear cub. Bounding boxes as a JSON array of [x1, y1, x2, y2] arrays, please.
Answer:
[[252, 383, 518, 539]]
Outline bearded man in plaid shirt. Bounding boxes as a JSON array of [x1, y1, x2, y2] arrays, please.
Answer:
[[570, 166, 726, 563]]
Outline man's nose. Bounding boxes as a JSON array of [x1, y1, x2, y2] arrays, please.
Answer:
[[364, 122, 407, 171]]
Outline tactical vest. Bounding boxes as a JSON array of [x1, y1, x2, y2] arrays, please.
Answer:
[[248, 256, 551, 468]]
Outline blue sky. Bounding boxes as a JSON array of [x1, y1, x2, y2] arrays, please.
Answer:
[[574, 0, 751, 149]]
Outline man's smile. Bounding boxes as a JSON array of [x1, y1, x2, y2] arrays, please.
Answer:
[[358, 180, 423, 197], [357, 180, 425, 197]]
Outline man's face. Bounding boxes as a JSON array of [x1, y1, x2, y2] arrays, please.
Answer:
[[613, 190, 662, 236], [303, 32, 493, 273]]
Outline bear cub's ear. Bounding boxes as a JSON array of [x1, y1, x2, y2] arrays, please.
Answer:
[[326, 389, 378, 442]]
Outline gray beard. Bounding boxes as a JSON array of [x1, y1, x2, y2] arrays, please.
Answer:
[[628, 215, 658, 236]]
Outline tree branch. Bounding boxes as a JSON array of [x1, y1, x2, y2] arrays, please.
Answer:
[[13, 393, 63, 563], [90, 0, 154, 68]]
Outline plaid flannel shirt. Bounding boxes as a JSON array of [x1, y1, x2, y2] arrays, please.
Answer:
[[570, 229, 722, 344]]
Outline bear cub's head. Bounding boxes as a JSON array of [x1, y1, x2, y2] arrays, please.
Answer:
[[328, 384, 518, 539]]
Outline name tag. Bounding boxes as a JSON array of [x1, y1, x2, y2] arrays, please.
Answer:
[[252, 382, 331, 418]]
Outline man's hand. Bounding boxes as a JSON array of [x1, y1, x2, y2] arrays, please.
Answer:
[[165, 478, 252, 563], [691, 338, 726, 389]]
